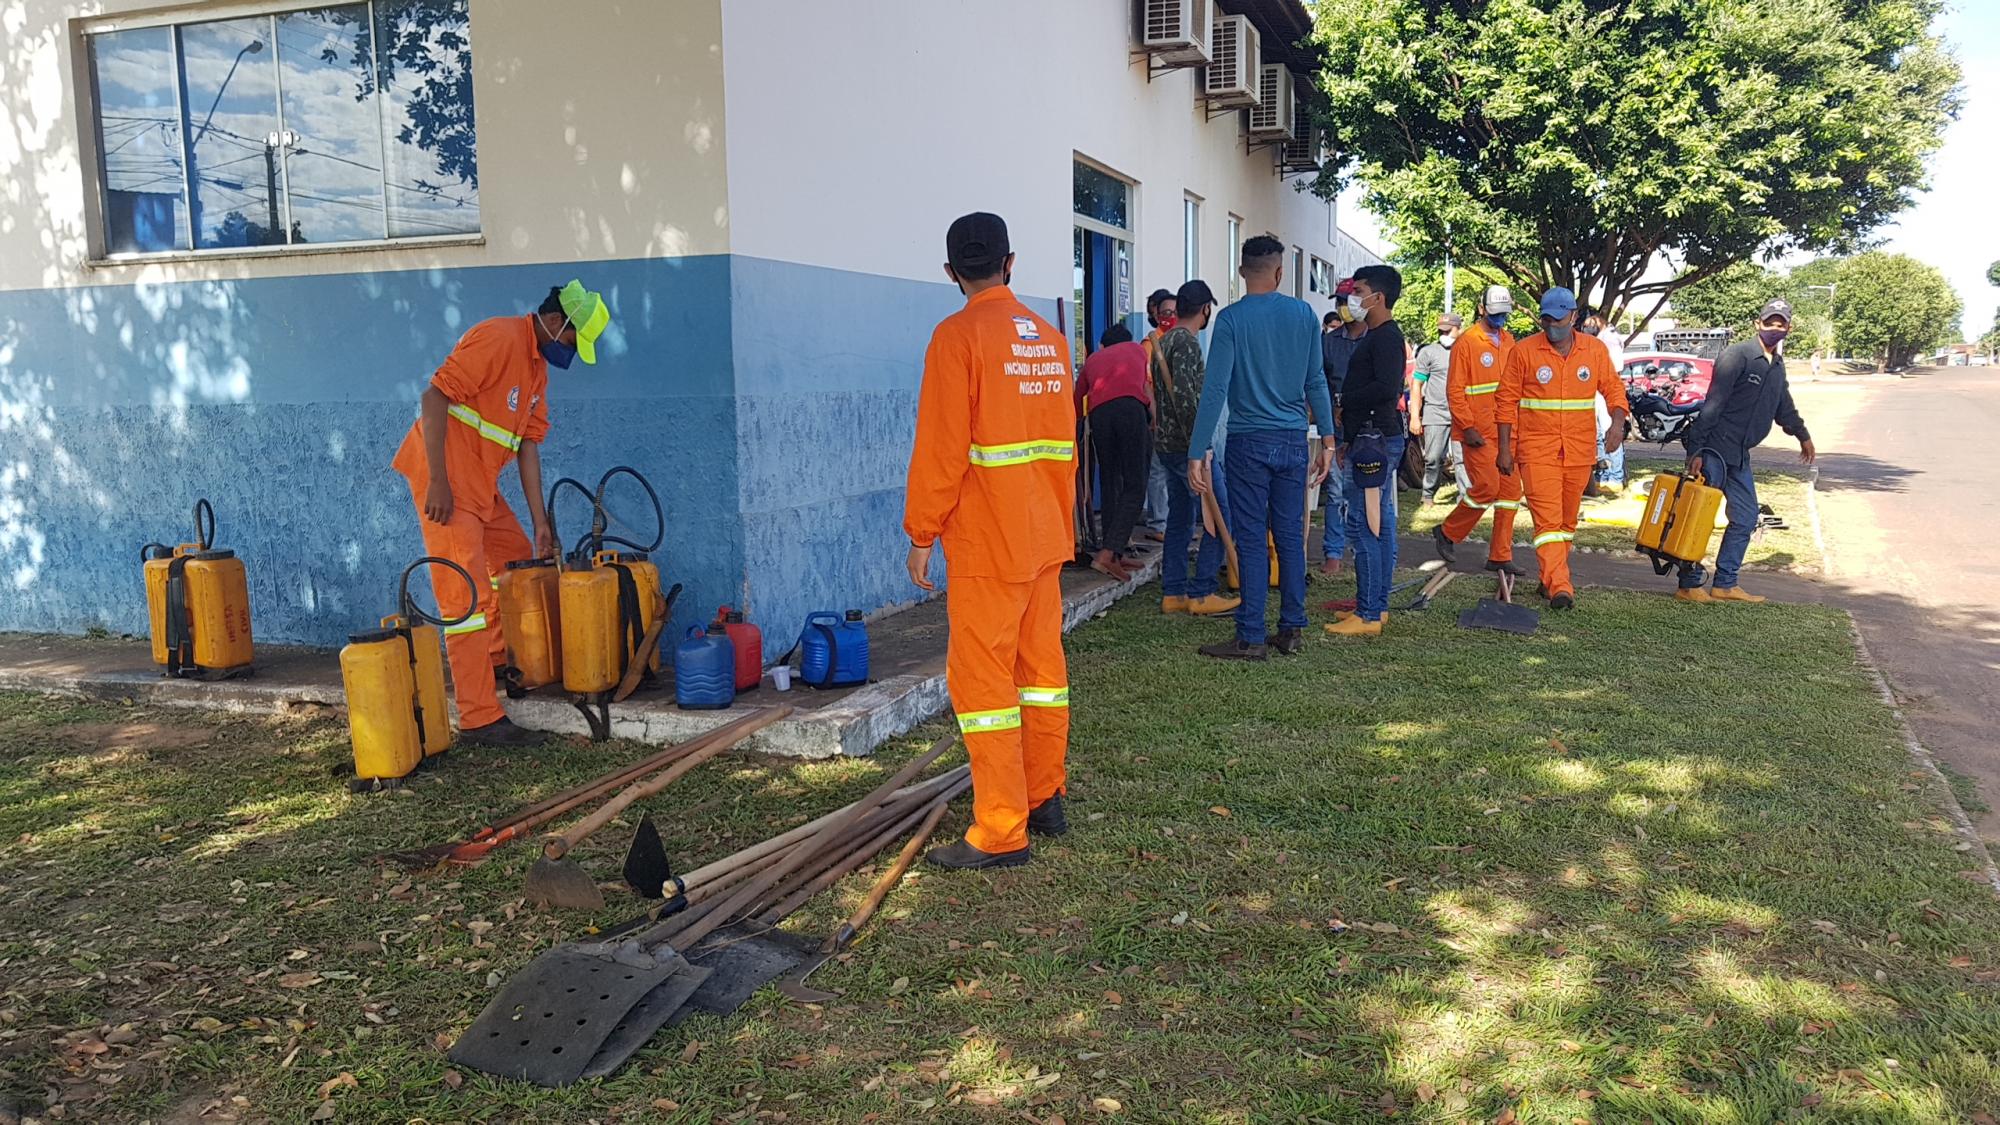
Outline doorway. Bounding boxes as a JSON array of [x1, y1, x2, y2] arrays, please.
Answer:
[[1072, 159, 1135, 363]]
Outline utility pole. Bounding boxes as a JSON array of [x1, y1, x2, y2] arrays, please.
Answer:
[[262, 130, 295, 244]]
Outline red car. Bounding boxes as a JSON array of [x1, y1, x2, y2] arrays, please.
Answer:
[[1621, 352, 1713, 407]]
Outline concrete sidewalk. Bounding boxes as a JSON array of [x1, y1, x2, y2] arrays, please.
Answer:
[[0, 545, 1161, 759]]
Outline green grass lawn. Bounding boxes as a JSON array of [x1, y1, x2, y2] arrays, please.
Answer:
[[4, 586, 1999, 1121], [1394, 455, 1821, 574]]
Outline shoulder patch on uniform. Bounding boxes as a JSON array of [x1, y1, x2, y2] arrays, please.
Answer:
[[1480, 351, 1495, 368], [1535, 365, 1554, 385], [507, 386, 520, 410], [1577, 365, 1592, 381], [1012, 317, 1040, 340]]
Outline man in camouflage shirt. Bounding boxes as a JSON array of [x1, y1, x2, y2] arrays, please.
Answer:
[[1149, 280, 1239, 616]]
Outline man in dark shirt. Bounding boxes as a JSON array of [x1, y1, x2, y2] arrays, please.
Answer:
[[1319, 288, 1367, 575], [1326, 264, 1408, 635], [1676, 298, 1816, 602]]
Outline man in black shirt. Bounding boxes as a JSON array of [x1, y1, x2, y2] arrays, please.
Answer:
[[1677, 298, 1816, 603], [1326, 264, 1408, 635]]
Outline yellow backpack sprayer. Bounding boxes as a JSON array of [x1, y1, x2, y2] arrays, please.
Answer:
[[546, 467, 678, 740], [141, 499, 254, 680], [1635, 452, 1726, 575], [340, 556, 476, 791]]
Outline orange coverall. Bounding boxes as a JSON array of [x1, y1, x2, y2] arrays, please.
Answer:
[[1494, 332, 1627, 597], [1438, 321, 1521, 562], [391, 316, 548, 729], [904, 286, 1078, 854]]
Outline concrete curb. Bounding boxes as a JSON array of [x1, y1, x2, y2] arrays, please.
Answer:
[[1846, 618, 2000, 898], [0, 553, 1164, 761], [1806, 463, 1829, 579]]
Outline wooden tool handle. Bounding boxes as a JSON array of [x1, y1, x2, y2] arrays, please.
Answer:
[[542, 706, 790, 861], [840, 780, 959, 941], [671, 732, 957, 953], [612, 589, 672, 703]]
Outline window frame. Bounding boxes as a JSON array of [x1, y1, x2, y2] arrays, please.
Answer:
[[1182, 192, 1200, 284], [75, 0, 484, 265], [1225, 213, 1243, 303]]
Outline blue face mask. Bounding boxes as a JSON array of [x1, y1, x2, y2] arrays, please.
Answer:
[[540, 339, 576, 369], [538, 312, 577, 369], [1485, 313, 1508, 331], [1544, 322, 1574, 345]]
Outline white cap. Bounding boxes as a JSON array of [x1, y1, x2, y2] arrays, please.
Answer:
[[1482, 285, 1514, 313]]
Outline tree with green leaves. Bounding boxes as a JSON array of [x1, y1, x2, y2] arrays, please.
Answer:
[[1828, 253, 1961, 369], [1309, 0, 1961, 336], [1665, 262, 1783, 343], [1395, 262, 1535, 344]]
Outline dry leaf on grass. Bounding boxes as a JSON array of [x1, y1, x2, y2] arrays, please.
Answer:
[[681, 1039, 703, 1064], [1093, 1095, 1123, 1113], [278, 972, 322, 989], [316, 1072, 358, 1099]]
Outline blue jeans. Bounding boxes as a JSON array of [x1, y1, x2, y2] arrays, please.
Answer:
[[1679, 452, 1756, 589], [1343, 433, 1405, 621], [1596, 437, 1626, 486], [1158, 451, 1225, 599], [1144, 455, 1170, 532], [1320, 475, 1349, 561], [1224, 431, 1310, 644]]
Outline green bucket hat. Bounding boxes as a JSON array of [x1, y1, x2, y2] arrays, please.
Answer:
[[557, 280, 610, 365]]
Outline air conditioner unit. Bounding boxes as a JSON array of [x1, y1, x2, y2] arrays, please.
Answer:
[[1203, 14, 1261, 107], [1282, 119, 1326, 175], [1141, 0, 1211, 66], [1249, 64, 1296, 138]]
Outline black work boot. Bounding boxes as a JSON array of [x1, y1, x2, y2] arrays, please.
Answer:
[[1271, 627, 1305, 656], [925, 839, 1032, 870], [1484, 558, 1527, 578], [1432, 525, 1458, 564], [1199, 638, 1269, 662], [1027, 795, 1069, 838], [1549, 591, 1576, 610], [459, 718, 541, 748]]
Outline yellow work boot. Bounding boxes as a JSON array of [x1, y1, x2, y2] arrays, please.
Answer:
[[1323, 615, 1383, 637], [1186, 593, 1242, 616], [1161, 596, 1189, 615], [1675, 587, 1714, 603], [1710, 586, 1766, 603], [1330, 609, 1389, 623]]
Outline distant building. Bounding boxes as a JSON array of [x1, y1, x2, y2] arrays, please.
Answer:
[[1, 0, 1378, 652]]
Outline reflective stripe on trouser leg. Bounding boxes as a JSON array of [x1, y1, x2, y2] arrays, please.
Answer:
[[410, 487, 507, 729], [1440, 438, 1521, 561], [1519, 458, 1589, 596], [1015, 565, 1069, 812], [946, 571, 1034, 854]]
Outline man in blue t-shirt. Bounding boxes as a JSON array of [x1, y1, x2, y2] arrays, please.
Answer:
[[1186, 236, 1337, 660]]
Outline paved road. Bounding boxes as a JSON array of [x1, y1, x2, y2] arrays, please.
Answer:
[[1790, 368, 2000, 841]]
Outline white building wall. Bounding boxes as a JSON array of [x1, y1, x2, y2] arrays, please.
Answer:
[[721, 0, 1353, 314], [0, 0, 731, 295]]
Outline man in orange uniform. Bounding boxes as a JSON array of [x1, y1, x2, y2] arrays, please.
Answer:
[[905, 213, 1076, 870], [1434, 285, 1525, 575], [392, 280, 610, 746], [1494, 287, 1626, 609]]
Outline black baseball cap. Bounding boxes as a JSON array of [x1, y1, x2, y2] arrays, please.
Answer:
[[946, 212, 1010, 275], [1758, 298, 1793, 324], [1175, 279, 1216, 315], [1350, 431, 1388, 488]]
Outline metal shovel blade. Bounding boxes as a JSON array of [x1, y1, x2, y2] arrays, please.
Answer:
[[449, 942, 690, 1087], [1458, 598, 1541, 635]]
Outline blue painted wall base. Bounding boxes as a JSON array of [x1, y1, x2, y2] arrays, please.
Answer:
[[0, 253, 1058, 661]]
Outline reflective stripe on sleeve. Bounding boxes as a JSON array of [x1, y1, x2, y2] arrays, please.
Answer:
[[1520, 398, 1594, 411], [1464, 382, 1500, 395]]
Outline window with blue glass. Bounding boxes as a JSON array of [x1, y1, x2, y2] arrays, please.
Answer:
[[87, 0, 478, 256]]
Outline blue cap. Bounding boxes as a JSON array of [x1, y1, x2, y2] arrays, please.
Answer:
[[1539, 287, 1578, 318], [1350, 431, 1388, 489]]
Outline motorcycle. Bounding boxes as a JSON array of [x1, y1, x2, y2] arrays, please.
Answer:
[[1623, 365, 1704, 445]]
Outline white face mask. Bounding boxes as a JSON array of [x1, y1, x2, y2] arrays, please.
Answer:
[[1345, 294, 1366, 319], [1438, 331, 1456, 345]]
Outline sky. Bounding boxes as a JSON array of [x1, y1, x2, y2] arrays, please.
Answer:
[[1879, 1, 1999, 341], [1334, 2, 1998, 342]]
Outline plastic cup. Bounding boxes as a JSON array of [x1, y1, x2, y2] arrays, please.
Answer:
[[771, 665, 792, 692]]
